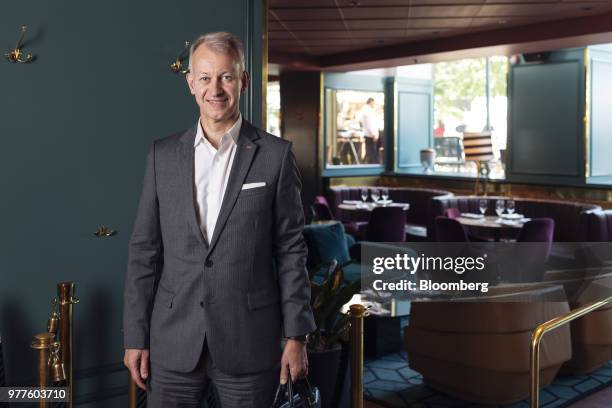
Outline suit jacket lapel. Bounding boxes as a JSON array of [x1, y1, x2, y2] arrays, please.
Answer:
[[177, 126, 208, 248], [207, 119, 260, 254]]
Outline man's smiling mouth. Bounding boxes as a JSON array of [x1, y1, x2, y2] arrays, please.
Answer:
[[207, 98, 228, 104]]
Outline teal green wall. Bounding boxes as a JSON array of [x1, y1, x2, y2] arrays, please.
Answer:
[[395, 78, 434, 171], [506, 49, 586, 186], [0, 1, 263, 406]]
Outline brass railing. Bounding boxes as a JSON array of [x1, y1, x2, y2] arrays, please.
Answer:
[[530, 295, 612, 408]]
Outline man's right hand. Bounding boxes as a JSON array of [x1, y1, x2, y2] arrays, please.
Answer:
[[124, 349, 149, 390]]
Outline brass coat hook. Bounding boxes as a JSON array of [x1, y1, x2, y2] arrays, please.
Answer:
[[94, 225, 116, 237], [5, 26, 34, 63], [170, 41, 190, 74]]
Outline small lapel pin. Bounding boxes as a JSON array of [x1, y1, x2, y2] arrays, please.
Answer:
[[245, 144, 253, 149]]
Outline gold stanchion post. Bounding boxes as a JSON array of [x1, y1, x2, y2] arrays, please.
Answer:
[[31, 332, 56, 408], [349, 304, 365, 408], [57, 282, 78, 408]]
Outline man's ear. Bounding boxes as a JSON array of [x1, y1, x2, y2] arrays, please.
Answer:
[[186, 72, 196, 95], [240, 71, 250, 93]]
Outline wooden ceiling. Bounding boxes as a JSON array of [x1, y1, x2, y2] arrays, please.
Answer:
[[268, 0, 612, 66]]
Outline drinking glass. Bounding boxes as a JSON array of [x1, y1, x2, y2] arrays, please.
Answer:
[[495, 200, 505, 217], [381, 188, 389, 201], [479, 199, 488, 215], [360, 188, 369, 203], [507, 200, 515, 215], [371, 189, 380, 203]]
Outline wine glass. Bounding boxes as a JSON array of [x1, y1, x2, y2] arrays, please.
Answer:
[[381, 188, 389, 202], [507, 200, 515, 215], [360, 188, 369, 203], [371, 189, 380, 203], [495, 200, 505, 217], [479, 199, 488, 216]]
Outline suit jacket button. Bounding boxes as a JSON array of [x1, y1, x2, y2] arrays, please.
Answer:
[[200, 301, 204, 308], [205, 259, 213, 267]]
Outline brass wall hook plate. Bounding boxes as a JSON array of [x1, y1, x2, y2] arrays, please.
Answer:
[[5, 26, 34, 64], [170, 41, 190, 74], [94, 225, 116, 237]]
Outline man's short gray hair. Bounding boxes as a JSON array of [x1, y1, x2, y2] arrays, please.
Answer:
[[188, 32, 245, 73]]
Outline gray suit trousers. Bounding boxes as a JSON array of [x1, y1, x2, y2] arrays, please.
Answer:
[[147, 339, 279, 408]]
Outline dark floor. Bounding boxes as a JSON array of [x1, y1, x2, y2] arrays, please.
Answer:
[[363, 385, 612, 408], [567, 385, 612, 408]]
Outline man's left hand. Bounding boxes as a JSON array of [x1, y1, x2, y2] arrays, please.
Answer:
[[280, 339, 308, 384]]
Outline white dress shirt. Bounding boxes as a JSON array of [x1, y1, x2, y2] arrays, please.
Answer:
[[194, 114, 241, 243]]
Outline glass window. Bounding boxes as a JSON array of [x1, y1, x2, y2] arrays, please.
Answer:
[[434, 58, 487, 137], [430, 57, 508, 179], [489, 56, 509, 170], [325, 89, 385, 167], [586, 43, 612, 185], [266, 81, 281, 137]]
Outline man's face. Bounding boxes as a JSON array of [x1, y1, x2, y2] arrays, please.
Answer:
[[186, 45, 249, 124]]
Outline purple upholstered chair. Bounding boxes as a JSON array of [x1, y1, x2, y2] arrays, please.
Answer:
[[311, 197, 366, 239], [582, 210, 612, 241], [517, 218, 555, 243], [444, 207, 461, 219], [435, 216, 469, 242], [510, 218, 555, 282], [314, 195, 330, 207], [367, 207, 406, 242]]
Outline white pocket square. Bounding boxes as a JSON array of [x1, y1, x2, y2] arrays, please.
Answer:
[[241, 182, 266, 190]]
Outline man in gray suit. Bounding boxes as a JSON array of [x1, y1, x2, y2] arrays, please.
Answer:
[[123, 32, 316, 407]]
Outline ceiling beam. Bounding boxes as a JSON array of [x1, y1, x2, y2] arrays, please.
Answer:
[[268, 51, 322, 71], [317, 11, 612, 70]]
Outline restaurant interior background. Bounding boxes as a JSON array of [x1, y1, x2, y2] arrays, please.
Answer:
[[1, 0, 612, 407], [268, 2, 612, 407]]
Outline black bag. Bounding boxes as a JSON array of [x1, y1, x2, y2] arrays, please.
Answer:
[[271, 376, 321, 408]]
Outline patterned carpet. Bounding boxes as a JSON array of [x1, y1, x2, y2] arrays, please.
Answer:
[[364, 352, 612, 408]]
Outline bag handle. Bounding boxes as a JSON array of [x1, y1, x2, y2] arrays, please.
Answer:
[[271, 373, 317, 408], [271, 378, 295, 408], [294, 377, 316, 406], [286, 378, 294, 407]]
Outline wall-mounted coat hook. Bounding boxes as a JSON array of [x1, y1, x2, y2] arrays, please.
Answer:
[[94, 225, 116, 237], [170, 41, 190, 74], [5, 26, 34, 63]]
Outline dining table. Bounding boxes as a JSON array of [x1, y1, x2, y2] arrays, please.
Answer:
[[338, 200, 420, 239], [338, 200, 410, 211], [456, 213, 531, 241]]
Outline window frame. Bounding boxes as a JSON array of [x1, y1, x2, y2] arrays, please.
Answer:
[[322, 73, 387, 177]]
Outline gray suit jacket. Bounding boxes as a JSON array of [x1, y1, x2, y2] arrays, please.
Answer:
[[123, 119, 316, 375]]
